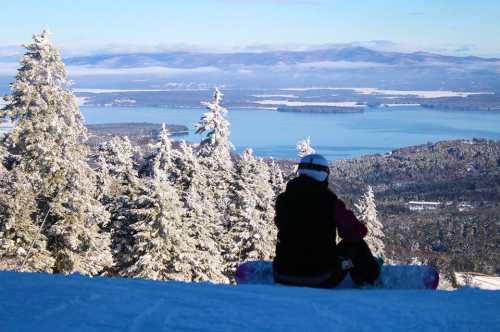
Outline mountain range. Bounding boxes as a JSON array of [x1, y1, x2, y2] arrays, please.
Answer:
[[63, 46, 499, 68], [1, 46, 499, 91]]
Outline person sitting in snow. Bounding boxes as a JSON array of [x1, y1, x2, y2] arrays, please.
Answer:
[[273, 154, 381, 288]]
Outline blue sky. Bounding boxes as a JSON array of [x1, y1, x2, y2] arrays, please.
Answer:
[[1, 0, 499, 56]]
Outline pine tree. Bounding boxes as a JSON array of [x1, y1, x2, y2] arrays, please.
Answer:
[[0, 168, 55, 272], [172, 141, 228, 283], [194, 88, 234, 234], [296, 136, 316, 158], [127, 165, 197, 281], [354, 185, 386, 258], [195, 88, 234, 168], [0, 30, 112, 275], [225, 149, 276, 279], [96, 136, 141, 200], [95, 136, 142, 274], [171, 140, 198, 191], [0, 142, 6, 183], [268, 158, 285, 196], [0, 128, 51, 272], [145, 123, 177, 179]]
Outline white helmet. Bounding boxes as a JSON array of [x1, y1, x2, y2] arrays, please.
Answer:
[[297, 154, 330, 182]]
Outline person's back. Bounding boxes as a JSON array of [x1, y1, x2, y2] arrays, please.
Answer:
[[274, 174, 338, 276], [273, 154, 380, 288]]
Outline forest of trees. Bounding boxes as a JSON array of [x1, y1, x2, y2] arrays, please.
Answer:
[[327, 138, 500, 276], [0, 31, 384, 283]]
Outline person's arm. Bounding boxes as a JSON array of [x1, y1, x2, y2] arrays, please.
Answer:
[[335, 199, 367, 242], [274, 194, 284, 227]]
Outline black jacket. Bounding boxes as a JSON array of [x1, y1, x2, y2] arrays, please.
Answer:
[[273, 175, 338, 276]]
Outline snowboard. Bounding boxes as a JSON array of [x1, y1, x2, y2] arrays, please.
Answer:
[[235, 260, 439, 290]]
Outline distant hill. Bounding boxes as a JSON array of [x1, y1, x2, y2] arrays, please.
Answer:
[[327, 139, 500, 276], [2, 46, 500, 91], [64, 46, 499, 68], [63, 47, 500, 91]]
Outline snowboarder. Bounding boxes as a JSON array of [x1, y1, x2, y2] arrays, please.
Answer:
[[273, 154, 381, 288]]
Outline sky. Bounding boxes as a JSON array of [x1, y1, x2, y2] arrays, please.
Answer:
[[0, 0, 499, 57]]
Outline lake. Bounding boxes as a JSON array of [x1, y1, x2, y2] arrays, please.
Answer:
[[81, 106, 500, 161]]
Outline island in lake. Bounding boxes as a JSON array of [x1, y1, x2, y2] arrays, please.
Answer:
[[277, 106, 364, 113], [85, 122, 189, 147]]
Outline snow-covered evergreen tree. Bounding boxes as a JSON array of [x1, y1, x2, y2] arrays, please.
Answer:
[[195, 88, 234, 168], [127, 165, 197, 281], [224, 149, 276, 279], [296, 136, 316, 158], [0, 30, 112, 275], [0, 142, 6, 182], [95, 136, 142, 274], [171, 140, 198, 191], [172, 141, 228, 283], [96, 136, 141, 199], [0, 169, 55, 272], [145, 123, 177, 179], [268, 158, 285, 196], [354, 185, 386, 258], [194, 88, 234, 230]]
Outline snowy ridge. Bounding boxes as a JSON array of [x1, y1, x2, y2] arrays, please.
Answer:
[[254, 100, 364, 108], [455, 273, 500, 290], [1, 271, 499, 332], [280, 87, 494, 98]]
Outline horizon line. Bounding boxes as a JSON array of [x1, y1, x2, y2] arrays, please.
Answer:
[[1, 40, 499, 59]]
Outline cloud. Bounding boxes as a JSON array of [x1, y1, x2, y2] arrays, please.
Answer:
[[454, 45, 475, 54], [2, 42, 242, 58], [57, 41, 331, 56], [0, 62, 221, 77], [0, 62, 17, 75], [0, 45, 23, 58], [58, 42, 226, 56], [238, 60, 390, 73], [66, 65, 220, 77], [1, 62, 221, 77], [238, 57, 500, 75], [442, 61, 500, 73], [237, 68, 255, 75]]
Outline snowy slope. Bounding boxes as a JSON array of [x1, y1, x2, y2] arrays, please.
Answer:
[[455, 273, 500, 290], [1, 271, 499, 332]]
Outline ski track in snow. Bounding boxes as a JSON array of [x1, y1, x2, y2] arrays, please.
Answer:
[[130, 298, 165, 332], [1, 271, 499, 332]]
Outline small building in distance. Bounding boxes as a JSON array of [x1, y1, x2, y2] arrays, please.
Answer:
[[457, 202, 474, 212], [408, 201, 441, 211]]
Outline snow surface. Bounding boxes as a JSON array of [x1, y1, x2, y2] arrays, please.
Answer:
[[379, 103, 421, 107], [75, 96, 89, 106], [73, 88, 209, 93], [455, 273, 500, 290], [281, 87, 493, 98], [68, 66, 219, 77], [1, 271, 499, 332], [251, 94, 299, 98], [254, 100, 364, 108]]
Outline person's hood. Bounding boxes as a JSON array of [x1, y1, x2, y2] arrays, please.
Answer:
[[286, 174, 328, 193]]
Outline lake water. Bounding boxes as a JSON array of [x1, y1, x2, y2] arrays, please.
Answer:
[[81, 106, 500, 161]]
